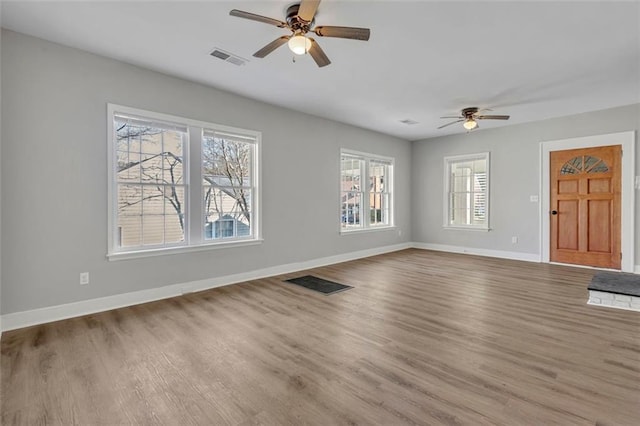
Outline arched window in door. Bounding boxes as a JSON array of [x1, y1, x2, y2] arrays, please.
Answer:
[[560, 155, 609, 175]]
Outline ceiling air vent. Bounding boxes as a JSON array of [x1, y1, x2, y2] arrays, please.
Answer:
[[399, 119, 419, 125], [210, 48, 248, 66]]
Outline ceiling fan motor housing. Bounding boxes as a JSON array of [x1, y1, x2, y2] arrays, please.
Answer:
[[462, 107, 479, 118], [286, 4, 315, 32]]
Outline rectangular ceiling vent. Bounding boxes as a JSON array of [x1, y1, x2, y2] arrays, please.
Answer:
[[399, 119, 419, 125], [210, 48, 248, 66]]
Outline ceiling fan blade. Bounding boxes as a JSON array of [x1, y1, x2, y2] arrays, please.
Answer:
[[477, 115, 510, 120], [307, 38, 331, 67], [314, 26, 370, 41], [437, 119, 464, 129], [253, 36, 290, 58], [229, 9, 287, 28], [298, 0, 321, 22], [440, 116, 463, 119]]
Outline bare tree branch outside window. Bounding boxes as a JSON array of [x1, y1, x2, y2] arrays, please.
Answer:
[[202, 136, 252, 237], [116, 123, 186, 246]]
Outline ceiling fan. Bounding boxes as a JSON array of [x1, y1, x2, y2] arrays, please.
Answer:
[[229, 0, 370, 67], [438, 107, 510, 130]]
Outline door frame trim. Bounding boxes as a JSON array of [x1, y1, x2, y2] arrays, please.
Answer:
[[540, 131, 635, 272]]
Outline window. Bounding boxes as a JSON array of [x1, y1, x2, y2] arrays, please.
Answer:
[[202, 131, 254, 241], [340, 150, 393, 231], [444, 152, 489, 230], [108, 104, 260, 259], [114, 115, 187, 248], [560, 155, 609, 174]]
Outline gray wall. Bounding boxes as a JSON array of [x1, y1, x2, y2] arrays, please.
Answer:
[[2, 28, 638, 317], [412, 103, 640, 264], [0, 30, 411, 314]]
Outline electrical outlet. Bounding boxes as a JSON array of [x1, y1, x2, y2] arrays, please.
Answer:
[[635, 176, 640, 189], [398, 229, 402, 237], [511, 236, 518, 244], [80, 272, 89, 285], [530, 195, 539, 202]]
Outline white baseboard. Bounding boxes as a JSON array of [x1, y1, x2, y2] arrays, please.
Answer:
[[411, 242, 541, 263], [0, 243, 411, 332]]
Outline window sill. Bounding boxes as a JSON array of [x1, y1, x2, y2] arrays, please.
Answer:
[[107, 238, 264, 261], [340, 226, 396, 235], [443, 226, 491, 232]]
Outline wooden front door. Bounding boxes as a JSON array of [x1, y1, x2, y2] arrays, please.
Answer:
[[550, 145, 621, 269]]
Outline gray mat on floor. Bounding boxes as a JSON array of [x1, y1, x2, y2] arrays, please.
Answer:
[[588, 271, 640, 297], [285, 275, 353, 295]]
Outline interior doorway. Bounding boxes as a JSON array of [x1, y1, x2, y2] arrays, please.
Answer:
[[540, 132, 635, 272]]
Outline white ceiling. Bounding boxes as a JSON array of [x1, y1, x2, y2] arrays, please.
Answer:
[[2, 1, 639, 141]]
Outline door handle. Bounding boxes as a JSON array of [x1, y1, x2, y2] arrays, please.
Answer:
[[551, 210, 558, 215]]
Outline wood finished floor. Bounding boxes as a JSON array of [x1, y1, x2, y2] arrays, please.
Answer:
[[1, 249, 639, 425]]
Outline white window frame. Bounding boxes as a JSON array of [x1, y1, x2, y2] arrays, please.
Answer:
[[443, 152, 490, 231], [107, 104, 261, 260], [340, 149, 394, 234]]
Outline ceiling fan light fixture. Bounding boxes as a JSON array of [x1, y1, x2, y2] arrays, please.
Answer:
[[288, 35, 311, 55], [463, 119, 478, 130]]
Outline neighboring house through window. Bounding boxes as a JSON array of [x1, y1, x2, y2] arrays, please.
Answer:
[[340, 150, 394, 231], [444, 152, 489, 230], [108, 104, 260, 259]]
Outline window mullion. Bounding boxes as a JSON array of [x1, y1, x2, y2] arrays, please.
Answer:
[[363, 159, 369, 228], [251, 141, 259, 239], [188, 127, 202, 245], [388, 163, 393, 226]]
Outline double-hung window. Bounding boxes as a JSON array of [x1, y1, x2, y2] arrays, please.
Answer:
[[444, 152, 489, 230], [340, 150, 393, 231], [202, 130, 254, 242], [108, 104, 260, 259]]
